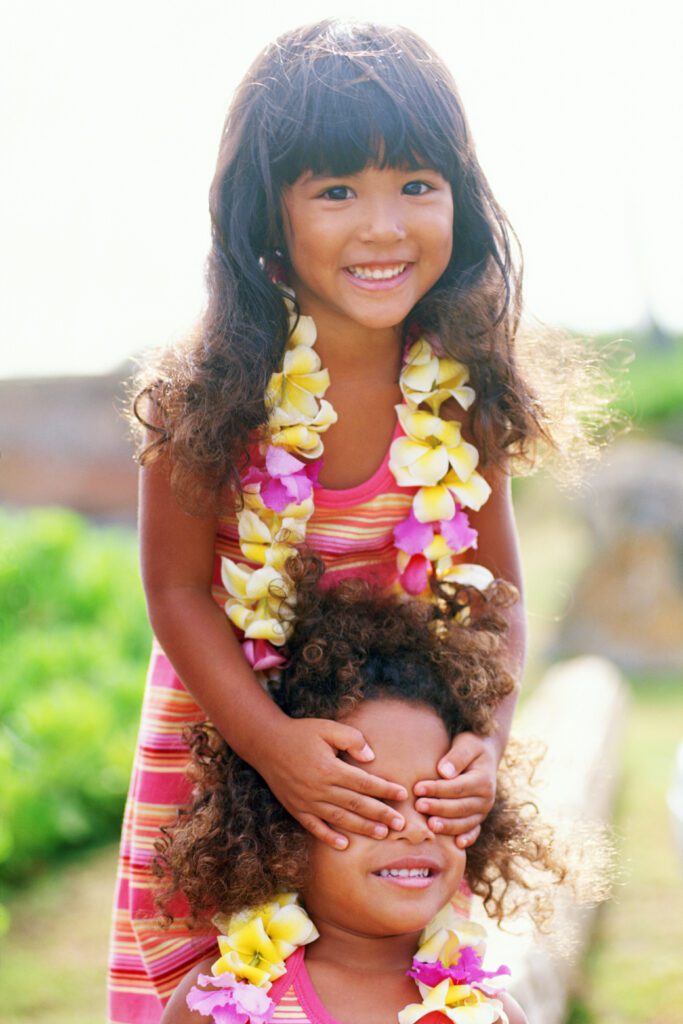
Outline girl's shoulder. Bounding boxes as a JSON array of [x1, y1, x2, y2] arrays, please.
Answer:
[[160, 951, 304, 1024], [499, 990, 529, 1024], [160, 956, 215, 1024]]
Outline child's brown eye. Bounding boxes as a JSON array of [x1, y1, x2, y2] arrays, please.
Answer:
[[321, 185, 354, 201], [402, 181, 433, 196]]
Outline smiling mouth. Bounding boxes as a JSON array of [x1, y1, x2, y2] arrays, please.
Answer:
[[372, 859, 441, 888], [346, 263, 408, 281], [377, 867, 432, 879]]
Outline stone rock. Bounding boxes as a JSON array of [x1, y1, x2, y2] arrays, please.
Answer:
[[476, 657, 628, 1024], [557, 440, 683, 674]]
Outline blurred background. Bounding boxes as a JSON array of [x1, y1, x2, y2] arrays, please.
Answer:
[[1, 1, 682, 1022]]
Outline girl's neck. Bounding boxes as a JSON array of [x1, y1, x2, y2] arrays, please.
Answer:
[[305, 917, 419, 974], [295, 298, 404, 384]]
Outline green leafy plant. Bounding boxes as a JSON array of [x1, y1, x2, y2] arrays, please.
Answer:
[[0, 508, 150, 894]]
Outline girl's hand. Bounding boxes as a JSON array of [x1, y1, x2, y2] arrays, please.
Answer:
[[256, 717, 408, 850], [413, 732, 498, 848]]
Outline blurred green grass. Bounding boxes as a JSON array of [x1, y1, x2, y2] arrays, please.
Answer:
[[0, 846, 118, 1024], [566, 676, 683, 1024]]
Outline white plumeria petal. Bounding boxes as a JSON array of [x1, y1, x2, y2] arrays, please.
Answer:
[[447, 439, 480, 481], [245, 566, 291, 600], [221, 558, 252, 598], [445, 470, 492, 511], [289, 313, 317, 347], [224, 599, 254, 631], [237, 508, 274, 545], [413, 485, 456, 523], [437, 561, 494, 590]]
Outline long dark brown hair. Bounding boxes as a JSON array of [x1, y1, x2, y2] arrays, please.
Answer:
[[133, 19, 549, 509]]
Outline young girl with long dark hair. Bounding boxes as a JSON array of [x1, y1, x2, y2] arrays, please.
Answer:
[[109, 18, 586, 1022]]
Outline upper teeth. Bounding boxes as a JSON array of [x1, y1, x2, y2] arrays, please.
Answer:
[[348, 264, 407, 280], [378, 868, 430, 878]]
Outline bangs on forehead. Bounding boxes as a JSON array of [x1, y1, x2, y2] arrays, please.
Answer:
[[269, 49, 459, 185]]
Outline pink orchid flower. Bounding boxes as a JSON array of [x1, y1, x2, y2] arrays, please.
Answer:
[[397, 553, 431, 595], [187, 973, 275, 1024], [394, 508, 477, 557], [242, 639, 288, 672], [254, 447, 321, 513], [408, 947, 510, 990]]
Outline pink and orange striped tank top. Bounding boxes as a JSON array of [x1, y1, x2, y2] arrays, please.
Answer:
[[213, 420, 413, 595]]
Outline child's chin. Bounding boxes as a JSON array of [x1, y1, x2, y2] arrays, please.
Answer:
[[374, 899, 444, 935]]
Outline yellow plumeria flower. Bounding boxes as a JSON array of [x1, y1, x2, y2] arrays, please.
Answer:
[[267, 315, 331, 419], [211, 896, 319, 989], [391, 407, 478, 488], [221, 560, 296, 644], [288, 313, 317, 348], [236, 507, 310, 567], [435, 559, 494, 591], [422, 533, 455, 563], [244, 489, 314, 527], [269, 346, 330, 419], [418, 909, 488, 962], [401, 338, 476, 414], [399, 979, 505, 1024], [268, 400, 337, 459], [411, 466, 492, 523], [412, 484, 460, 523]]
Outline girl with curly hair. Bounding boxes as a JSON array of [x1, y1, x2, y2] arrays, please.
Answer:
[[108, 17, 596, 1022], [155, 574, 565, 1024]]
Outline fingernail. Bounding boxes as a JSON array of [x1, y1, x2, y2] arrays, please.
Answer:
[[374, 824, 389, 838], [360, 744, 374, 760], [416, 800, 429, 813], [415, 784, 426, 796], [440, 762, 456, 779], [391, 816, 404, 831], [335, 836, 348, 849], [432, 819, 443, 832]]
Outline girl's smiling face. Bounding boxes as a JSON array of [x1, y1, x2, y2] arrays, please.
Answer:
[[302, 699, 466, 939], [280, 164, 454, 335]]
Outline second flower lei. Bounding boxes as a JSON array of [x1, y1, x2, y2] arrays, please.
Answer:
[[220, 290, 494, 680], [186, 898, 510, 1024]]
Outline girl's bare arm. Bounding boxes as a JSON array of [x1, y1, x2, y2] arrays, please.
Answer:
[[466, 463, 526, 755], [139, 457, 407, 847], [414, 465, 526, 843]]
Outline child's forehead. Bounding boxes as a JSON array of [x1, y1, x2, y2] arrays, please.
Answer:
[[342, 699, 449, 781]]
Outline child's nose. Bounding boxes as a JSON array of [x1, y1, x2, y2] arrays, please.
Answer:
[[392, 801, 435, 843], [358, 198, 407, 244]]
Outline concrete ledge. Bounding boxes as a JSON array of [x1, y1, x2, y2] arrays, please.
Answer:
[[473, 657, 628, 1024]]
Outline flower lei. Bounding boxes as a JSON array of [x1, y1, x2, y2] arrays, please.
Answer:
[[186, 899, 510, 1024], [220, 290, 494, 681]]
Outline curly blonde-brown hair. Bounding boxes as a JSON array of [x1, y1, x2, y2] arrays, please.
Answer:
[[154, 562, 565, 929]]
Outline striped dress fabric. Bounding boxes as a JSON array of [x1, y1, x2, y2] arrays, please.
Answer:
[[107, 424, 467, 1023]]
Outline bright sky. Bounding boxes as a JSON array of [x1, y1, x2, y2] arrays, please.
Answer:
[[1, 0, 681, 378]]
